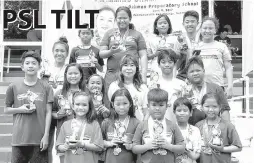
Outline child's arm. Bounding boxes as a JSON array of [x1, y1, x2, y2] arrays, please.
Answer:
[[160, 138, 185, 154], [4, 105, 36, 114], [222, 145, 242, 152], [69, 47, 78, 64], [186, 150, 200, 160], [56, 123, 69, 152], [4, 85, 36, 114], [40, 102, 52, 151], [132, 123, 159, 154], [224, 60, 233, 98]]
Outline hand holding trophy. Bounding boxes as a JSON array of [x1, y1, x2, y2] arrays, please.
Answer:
[[58, 95, 72, 116], [153, 120, 167, 155], [112, 29, 126, 51], [113, 121, 126, 155], [27, 90, 37, 110]]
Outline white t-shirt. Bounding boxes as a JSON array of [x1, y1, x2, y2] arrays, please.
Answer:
[[158, 77, 187, 123], [196, 41, 232, 86], [147, 34, 181, 75], [108, 81, 149, 121], [176, 124, 202, 163]]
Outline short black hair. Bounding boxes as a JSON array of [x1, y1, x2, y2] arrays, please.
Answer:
[[173, 97, 192, 112], [219, 27, 228, 33], [148, 88, 168, 103], [183, 10, 199, 22], [157, 49, 177, 65], [78, 23, 94, 37], [185, 56, 204, 72], [20, 51, 42, 64]]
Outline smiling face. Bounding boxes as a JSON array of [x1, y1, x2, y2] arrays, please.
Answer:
[[53, 43, 68, 64], [187, 63, 205, 85], [66, 66, 82, 85], [73, 95, 89, 117], [121, 60, 137, 80], [116, 10, 131, 30], [21, 57, 41, 76], [148, 101, 167, 120], [201, 20, 216, 41], [87, 75, 103, 94], [174, 105, 192, 123], [202, 98, 220, 120], [156, 16, 169, 35], [113, 95, 130, 117], [183, 16, 198, 33], [96, 9, 115, 38]]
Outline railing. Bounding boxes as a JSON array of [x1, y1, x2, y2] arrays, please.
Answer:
[[228, 76, 253, 118]]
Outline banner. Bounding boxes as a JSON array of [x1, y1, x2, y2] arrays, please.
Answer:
[[44, 0, 201, 65]]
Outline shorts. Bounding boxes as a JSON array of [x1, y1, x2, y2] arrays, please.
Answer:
[[12, 146, 48, 163]]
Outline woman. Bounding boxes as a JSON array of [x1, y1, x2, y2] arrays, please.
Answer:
[[108, 54, 148, 121], [93, 6, 116, 48], [100, 6, 148, 93]]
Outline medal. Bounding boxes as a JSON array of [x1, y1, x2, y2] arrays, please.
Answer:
[[113, 146, 122, 155]]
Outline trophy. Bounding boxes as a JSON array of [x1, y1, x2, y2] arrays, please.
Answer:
[[58, 95, 72, 116], [113, 121, 126, 155], [113, 29, 126, 51], [211, 126, 222, 146], [153, 120, 167, 155], [149, 70, 159, 89], [42, 59, 51, 79], [159, 35, 166, 48], [88, 51, 96, 67], [176, 31, 188, 51], [27, 90, 37, 110]]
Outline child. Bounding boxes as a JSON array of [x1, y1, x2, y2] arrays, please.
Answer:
[[52, 63, 86, 162], [156, 49, 187, 123], [101, 88, 140, 163], [173, 97, 202, 163], [132, 88, 185, 163], [195, 16, 233, 98], [40, 36, 69, 93], [69, 23, 104, 81], [4, 51, 54, 163], [56, 91, 104, 163], [177, 10, 201, 80], [147, 14, 181, 76], [214, 28, 231, 47], [196, 93, 242, 163], [108, 54, 149, 121], [87, 74, 110, 124]]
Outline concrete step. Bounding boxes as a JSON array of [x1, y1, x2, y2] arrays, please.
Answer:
[[0, 123, 12, 134], [0, 115, 13, 123], [0, 134, 12, 147], [0, 147, 11, 163]]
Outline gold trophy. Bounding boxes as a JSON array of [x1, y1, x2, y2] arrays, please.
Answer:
[[27, 90, 37, 110], [153, 120, 167, 155], [113, 121, 126, 155]]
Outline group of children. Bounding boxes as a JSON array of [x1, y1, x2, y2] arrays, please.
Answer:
[[4, 6, 241, 163]]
